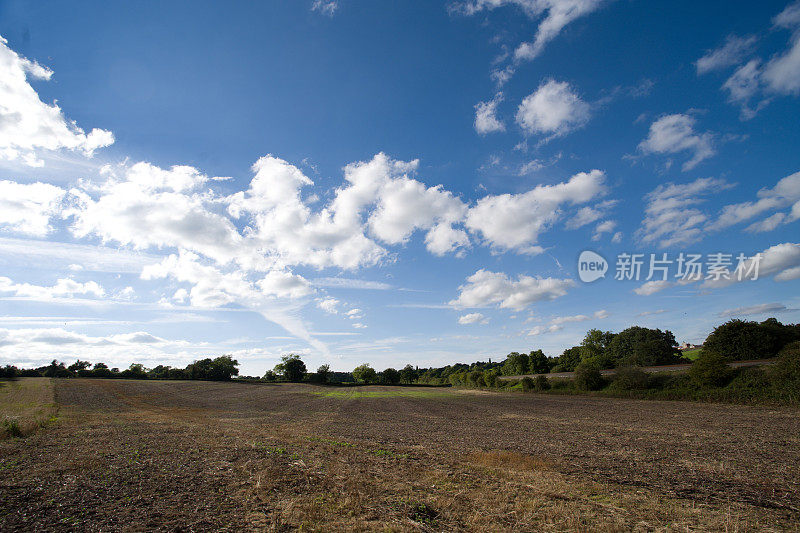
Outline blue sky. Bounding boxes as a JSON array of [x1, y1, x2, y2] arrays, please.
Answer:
[[1, 0, 800, 375]]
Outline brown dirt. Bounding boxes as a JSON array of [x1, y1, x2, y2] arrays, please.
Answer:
[[1, 379, 799, 531]]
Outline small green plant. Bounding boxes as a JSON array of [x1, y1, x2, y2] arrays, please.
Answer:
[[689, 352, 732, 388], [534, 374, 550, 391], [520, 377, 534, 391], [2, 418, 22, 438], [575, 362, 604, 391], [611, 366, 650, 391]]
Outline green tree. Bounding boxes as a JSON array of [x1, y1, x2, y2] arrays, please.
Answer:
[[68, 360, 91, 373], [207, 355, 239, 381], [528, 349, 550, 374], [607, 326, 680, 367], [399, 364, 418, 384], [501, 352, 530, 375], [703, 319, 797, 361], [352, 363, 377, 384], [556, 346, 582, 372], [580, 329, 616, 367], [315, 364, 331, 384], [381, 367, 400, 385], [275, 354, 306, 382]]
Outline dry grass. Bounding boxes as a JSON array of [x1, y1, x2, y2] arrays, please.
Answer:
[[0, 378, 57, 439], [1, 379, 798, 531]]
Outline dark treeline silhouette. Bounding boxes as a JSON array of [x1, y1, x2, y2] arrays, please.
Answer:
[[1, 356, 240, 381]]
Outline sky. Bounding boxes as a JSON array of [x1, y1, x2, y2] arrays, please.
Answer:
[[1, 0, 800, 375]]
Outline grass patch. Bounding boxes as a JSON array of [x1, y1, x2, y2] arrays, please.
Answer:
[[311, 388, 452, 399], [0, 378, 58, 439], [681, 348, 703, 360]]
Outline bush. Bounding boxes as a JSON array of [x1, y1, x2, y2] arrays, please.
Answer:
[[689, 352, 732, 388], [769, 341, 800, 402], [534, 374, 550, 391], [611, 366, 650, 391], [0, 365, 19, 379], [703, 319, 798, 361], [520, 377, 534, 391], [574, 362, 604, 391]]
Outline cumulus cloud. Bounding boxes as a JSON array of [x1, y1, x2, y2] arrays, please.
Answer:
[[696, 35, 757, 74], [0, 36, 113, 167], [637, 177, 731, 247], [0, 180, 66, 236], [638, 114, 715, 171], [449, 269, 574, 311], [633, 280, 673, 296], [466, 169, 606, 253], [474, 93, 506, 134], [516, 79, 590, 137], [528, 324, 563, 336], [458, 312, 489, 325], [701, 242, 800, 289], [317, 297, 339, 314], [0, 276, 104, 301], [707, 170, 800, 231]]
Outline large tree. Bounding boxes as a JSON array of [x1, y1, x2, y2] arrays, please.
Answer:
[[275, 354, 306, 382], [607, 326, 681, 367]]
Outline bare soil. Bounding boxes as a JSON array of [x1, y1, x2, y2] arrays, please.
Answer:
[[1, 379, 799, 531]]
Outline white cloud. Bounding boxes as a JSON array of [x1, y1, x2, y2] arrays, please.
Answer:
[[516, 79, 590, 137], [565, 200, 616, 229], [528, 324, 563, 336], [0, 276, 104, 301], [702, 242, 800, 289], [718, 302, 792, 317], [696, 35, 757, 74], [449, 269, 574, 311], [591, 220, 616, 241], [0, 36, 113, 167], [310, 277, 393, 290], [745, 212, 787, 233], [0, 180, 66, 236], [317, 297, 339, 314], [638, 114, 715, 171], [707, 170, 800, 231], [634, 280, 673, 296], [474, 93, 506, 134], [458, 312, 489, 325], [455, 1, 605, 64], [638, 177, 731, 247], [311, 0, 338, 16], [762, 2, 800, 95], [549, 309, 608, 325], [466, 169, 606, 253]]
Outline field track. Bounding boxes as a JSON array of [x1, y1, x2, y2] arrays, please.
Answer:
[[1, 378, 799, 531]]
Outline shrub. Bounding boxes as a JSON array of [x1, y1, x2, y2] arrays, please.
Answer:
[[520, 377, 534, 391], [689, 352, 732, 388], [769, 341, 800, 402], [574, 362, 604, 391], [611, 366, 650, 391], [0, 365, 19, 379], [534, 374, 550, 391]]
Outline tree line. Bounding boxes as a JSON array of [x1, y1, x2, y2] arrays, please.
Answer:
[[2, 318, 798, 395]]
